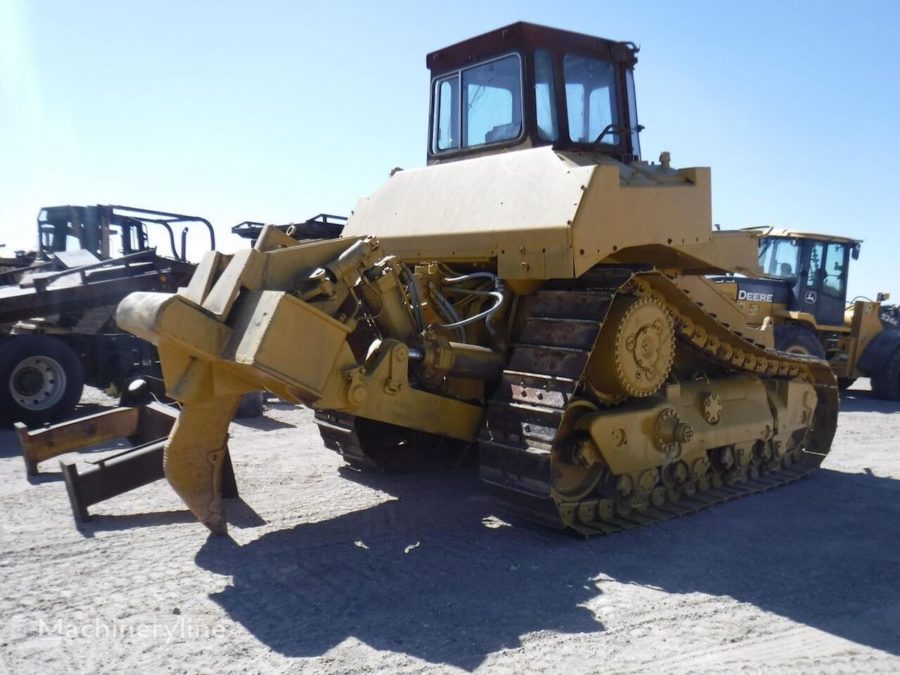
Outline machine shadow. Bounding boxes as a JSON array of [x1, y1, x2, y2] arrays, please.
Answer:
[[230, 415, 297, 432], [79, 509, 198, 534], [81, 498, 267, 534], [0, 428, 29, 458], [840, 389, 900, 413], [600, 468, 900, 656], [196, 470, 601, 670], [194, 466, 900, 669]]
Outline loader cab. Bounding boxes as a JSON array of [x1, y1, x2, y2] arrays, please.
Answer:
[[426, 22, 641, 165], [756, 232, 860, 326]]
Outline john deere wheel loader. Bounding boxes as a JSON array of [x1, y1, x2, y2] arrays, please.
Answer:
[[714, 227, 900, 398], [116, 22, 838, 535]]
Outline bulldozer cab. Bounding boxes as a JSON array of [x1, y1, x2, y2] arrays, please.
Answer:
[[426, 22, 641, 164], [756, 231, 859, 326]]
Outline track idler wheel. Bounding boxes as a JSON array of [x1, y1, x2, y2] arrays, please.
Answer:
[[551, 400, 606, 502], [587, 295, 675, 401]]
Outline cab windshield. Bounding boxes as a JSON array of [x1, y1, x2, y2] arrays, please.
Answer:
[[432, 54, 523, 153], [758, 237, 800, 279]]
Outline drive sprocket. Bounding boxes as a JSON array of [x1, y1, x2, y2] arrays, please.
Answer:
[[588, 295, 675, 400]]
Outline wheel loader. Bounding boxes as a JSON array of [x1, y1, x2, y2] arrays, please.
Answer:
[[116, 22, 838, 536], [713, 227, 900, 399]]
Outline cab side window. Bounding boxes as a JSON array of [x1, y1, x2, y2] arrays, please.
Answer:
[[806, 242, 824, 288], [432, 54, 523, 153], [534, 50, 558, 141], [823, 243, 847, 296]]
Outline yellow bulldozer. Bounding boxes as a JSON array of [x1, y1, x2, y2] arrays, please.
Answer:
[[113, 22, 838, 536], [713, 227, 900, 398]]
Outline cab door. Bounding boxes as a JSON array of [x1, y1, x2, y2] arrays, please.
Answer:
[[796, 240, 848, 326]]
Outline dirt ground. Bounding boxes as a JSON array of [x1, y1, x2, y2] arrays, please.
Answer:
[[1, 381, 899, 674]]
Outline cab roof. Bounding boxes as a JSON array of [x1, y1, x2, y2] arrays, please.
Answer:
[[425, 21, 637, 76], [742, 226, 862, 247]]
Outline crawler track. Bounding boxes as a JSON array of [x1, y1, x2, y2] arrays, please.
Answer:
[[315, 411, 471, 472], [316, 269, 838, 535], [478, 270, 838, 535]]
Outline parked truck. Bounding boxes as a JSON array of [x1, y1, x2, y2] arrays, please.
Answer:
[[0, 205, 215, 425]]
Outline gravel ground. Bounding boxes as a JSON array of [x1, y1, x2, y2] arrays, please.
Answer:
[[1, 381, 899, 674]]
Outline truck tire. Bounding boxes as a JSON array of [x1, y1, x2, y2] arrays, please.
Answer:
[[774, 323, 826, 359], [0, 335, 85, 426], [871, 347, 900, 401]]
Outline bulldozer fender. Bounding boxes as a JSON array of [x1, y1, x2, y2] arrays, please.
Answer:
[[857, 328, 900, 374]]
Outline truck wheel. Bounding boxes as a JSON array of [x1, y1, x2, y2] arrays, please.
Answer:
[[871, 348, 900, 401], [0, 335, 85, 426], [774, 324, 826, 359]]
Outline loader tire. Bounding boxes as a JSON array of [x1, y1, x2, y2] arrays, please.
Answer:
[[871, 347, 900, 401], [880, 305, 900, 329], [0, 335, 84, 426], [837, 377, 857, 391], [774, 323, 826, 359]]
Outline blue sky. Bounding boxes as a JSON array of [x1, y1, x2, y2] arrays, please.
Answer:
[[2, 1, 898, 300]]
